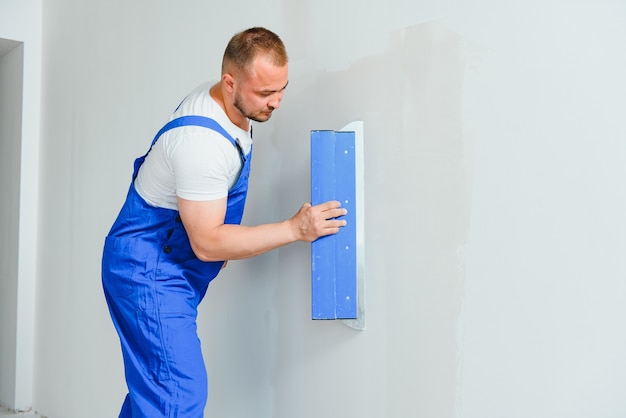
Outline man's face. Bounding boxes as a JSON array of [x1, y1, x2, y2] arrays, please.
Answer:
[[232, 56, 288, 123]]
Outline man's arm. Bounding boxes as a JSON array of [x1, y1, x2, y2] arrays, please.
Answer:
[[178, 197, 347, 262]]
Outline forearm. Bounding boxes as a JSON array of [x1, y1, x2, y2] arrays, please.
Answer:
[[180, 199, 347, 262], [190, 220, 297, 262]]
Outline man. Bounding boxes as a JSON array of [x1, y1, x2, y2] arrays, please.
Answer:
[[102, 27, 346, 417]]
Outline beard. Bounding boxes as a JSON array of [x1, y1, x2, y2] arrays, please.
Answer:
[[233, 92, 274, 123]]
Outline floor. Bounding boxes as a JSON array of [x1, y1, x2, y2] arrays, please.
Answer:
[[0, 406, 39, 417]]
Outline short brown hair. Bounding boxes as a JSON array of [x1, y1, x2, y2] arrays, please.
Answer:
[[222, 27, 288, 74]]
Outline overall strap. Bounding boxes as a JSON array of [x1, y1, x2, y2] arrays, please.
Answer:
[[150, 116, 238, 149]]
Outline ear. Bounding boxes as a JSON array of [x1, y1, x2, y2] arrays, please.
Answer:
[[222, 73, 235, 93]]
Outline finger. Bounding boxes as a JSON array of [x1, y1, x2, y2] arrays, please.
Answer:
[[319, 200, 341, 210], [325, 219, 347, 229], [324, 207, 348, 219], [318, 221, 346, 236]]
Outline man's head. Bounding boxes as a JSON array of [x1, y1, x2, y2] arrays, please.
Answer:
[[222, 27, 288, 74], [221, 27, 289, 124]]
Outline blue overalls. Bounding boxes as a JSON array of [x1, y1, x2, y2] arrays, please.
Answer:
[[102, 116, 252, 418]]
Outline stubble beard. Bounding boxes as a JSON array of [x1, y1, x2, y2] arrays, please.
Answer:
[[233, 93, 273, 123]]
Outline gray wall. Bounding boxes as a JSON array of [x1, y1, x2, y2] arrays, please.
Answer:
[[0, 39, 23, 410], [3, 0, 625, 417]]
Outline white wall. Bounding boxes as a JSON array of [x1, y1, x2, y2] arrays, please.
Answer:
[[452, 3, 626, 416], [0, 0, 42, 411], [8, 0, 625, 417]]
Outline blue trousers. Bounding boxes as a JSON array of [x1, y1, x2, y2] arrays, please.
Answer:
[[102, 189, 215, 417]]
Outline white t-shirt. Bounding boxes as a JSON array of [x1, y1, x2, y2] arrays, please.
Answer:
[[135, 81, 252, 210]]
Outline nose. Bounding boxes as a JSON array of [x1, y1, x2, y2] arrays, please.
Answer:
[[268, 91, 283, 110]]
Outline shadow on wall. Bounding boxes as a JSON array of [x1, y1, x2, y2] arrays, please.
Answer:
[[268, 20, 472, 417]]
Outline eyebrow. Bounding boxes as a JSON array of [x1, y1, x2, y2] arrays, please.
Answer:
[[258, 81, 289, 94]]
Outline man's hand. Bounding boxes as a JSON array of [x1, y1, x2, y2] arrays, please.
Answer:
[[289, 200, 347, 242]]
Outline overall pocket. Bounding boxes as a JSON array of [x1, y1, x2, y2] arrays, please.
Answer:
[[102, 235, 142, 296]]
